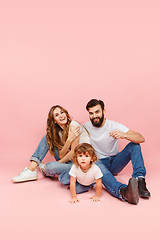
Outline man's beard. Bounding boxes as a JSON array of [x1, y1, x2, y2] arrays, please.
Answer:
[[90, 113, 104, 127]]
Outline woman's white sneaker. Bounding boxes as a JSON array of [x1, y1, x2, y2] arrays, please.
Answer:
[[12, 167, 38, 183]]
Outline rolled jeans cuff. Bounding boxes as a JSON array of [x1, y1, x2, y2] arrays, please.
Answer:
[[30, 157, 41, 166]]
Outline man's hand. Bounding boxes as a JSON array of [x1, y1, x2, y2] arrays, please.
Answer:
[[110, 129, 145, 143], [109, 129, 126, 139]]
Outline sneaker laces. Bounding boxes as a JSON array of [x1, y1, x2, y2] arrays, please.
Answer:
[[18, 167, 28, 175]]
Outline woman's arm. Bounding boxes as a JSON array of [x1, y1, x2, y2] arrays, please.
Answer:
[[91, 178, 102, 202], [58, 126, 80, 159], [69, 176, 79, 203], [58, 136, 79, 163]]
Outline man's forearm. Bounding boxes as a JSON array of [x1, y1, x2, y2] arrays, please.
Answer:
[[124, 130, 145, 143]]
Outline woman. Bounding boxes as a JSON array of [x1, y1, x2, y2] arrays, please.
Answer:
[[12, 105, 90, 184]]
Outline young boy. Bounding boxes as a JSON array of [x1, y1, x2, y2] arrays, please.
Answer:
[[69, 143, 103, 203]]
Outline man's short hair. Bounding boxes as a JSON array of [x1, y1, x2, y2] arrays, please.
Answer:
[[86, 99, 105, 111]]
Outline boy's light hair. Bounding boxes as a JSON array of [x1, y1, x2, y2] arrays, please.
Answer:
[[73, 143, 97, 167]]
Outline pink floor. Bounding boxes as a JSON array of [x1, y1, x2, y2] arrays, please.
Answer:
[[1, 155, 159, 240], [1, 1, 160, 239]]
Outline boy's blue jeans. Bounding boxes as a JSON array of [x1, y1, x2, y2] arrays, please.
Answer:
[[30, 135, 146, 199]]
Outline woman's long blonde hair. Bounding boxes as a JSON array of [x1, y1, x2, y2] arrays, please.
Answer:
[[46, 105, 71, 156]]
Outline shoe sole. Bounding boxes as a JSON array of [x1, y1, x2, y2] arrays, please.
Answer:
[[127, 178, 139, 205], [12, 177, 38, 183], [139, 193, 150, 199]]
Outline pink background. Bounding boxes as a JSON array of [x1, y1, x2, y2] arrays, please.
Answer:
[[0, 1, 160, 240]]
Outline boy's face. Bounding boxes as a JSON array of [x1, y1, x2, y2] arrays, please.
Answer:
[[77, 152, 92, 170], [88, 104, 105, 127]]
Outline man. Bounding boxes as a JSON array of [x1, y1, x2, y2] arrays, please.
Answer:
[[82, 99, 150, 204]]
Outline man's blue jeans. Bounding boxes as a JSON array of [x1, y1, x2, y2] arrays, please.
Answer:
[[59, 142, 146, 199]]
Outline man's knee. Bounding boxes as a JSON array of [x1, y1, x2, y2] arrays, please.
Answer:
[[127, 142, 141, 151]]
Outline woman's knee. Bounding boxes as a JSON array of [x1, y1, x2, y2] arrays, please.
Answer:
[[45, 162, 58, 176]]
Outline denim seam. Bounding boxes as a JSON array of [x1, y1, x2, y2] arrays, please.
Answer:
[[102, 182, 123, 199]]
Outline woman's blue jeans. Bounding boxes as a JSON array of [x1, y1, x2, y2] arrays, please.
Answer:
[[30, 134, 72, 175], [30, 135, 91, 193]]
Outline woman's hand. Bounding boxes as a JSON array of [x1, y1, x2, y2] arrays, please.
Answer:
[[69, 196, 79, 204], [68, 126, 81, 142]]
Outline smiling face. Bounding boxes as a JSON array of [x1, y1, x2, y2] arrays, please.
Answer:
[[88, 104, 105, 127], [77, 152, 92, 170], [53, 107, 68, 128]]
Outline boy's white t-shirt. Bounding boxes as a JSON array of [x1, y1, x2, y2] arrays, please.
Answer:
[[70, 120, 90, 144], [83, 119, 129, 159], [69, 163, 103, 186]]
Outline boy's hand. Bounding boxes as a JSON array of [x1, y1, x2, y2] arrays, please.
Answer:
[[90, 195, 100, 202], [69, 196, 79, 204]]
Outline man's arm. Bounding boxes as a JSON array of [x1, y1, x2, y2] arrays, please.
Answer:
[[109, 129, 145, 143]]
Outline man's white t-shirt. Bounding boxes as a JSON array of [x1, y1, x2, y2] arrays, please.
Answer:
[[83, 119, 129, 159], [69, 163, 103, 186], [70, 120, 90, 144]]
